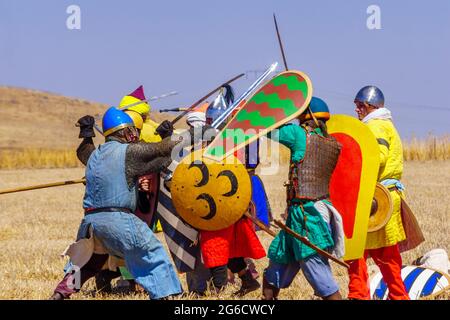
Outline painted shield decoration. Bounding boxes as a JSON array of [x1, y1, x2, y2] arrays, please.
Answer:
[[370, 265, 450, 300], [203, 70, 313, 161], [171, 150, 252, 231], [327, 114, 380, 261]]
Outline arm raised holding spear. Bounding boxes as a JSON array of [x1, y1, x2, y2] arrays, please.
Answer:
[[0, 74, 246, 196]]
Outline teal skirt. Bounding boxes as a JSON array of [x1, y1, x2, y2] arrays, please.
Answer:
[[268, 200, 334, 263]]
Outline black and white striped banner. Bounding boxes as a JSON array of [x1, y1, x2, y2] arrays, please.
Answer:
[[156, 160, 200, 273]]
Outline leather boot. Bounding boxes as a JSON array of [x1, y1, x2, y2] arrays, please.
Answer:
[[234, 269, 260, 297], [262, 276, 280, 300]]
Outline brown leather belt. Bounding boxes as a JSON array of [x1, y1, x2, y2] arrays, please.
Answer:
[[288, 194, 330, 205], [84, 207, 132, 216]]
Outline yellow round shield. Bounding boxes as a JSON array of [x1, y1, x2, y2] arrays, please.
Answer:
[[171, 150, 251, 231], [368, 183, 393, 233]]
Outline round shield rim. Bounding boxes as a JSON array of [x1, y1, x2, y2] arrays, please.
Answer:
[[368, 182, 393, 233], [171, 150, 251, 231], [203, 70, 313, 162]]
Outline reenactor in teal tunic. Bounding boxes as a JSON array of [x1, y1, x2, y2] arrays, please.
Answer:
[[262, 97, 344, 300]]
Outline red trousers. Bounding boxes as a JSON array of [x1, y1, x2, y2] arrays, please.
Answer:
[[347, 244, 410, 300]]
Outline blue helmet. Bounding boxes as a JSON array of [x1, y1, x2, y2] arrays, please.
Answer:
[[354, 86, 385, 109], [303, 97, 330, 121], [102, 107, 134, 137]]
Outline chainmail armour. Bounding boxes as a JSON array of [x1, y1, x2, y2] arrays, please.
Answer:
[[125, 137, 178, 186], [288, 131, 342, 201], [77, 136, 182, 187]]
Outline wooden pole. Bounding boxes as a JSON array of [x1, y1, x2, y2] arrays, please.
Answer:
[[244, 211, 277, 237], [273, 14, 289, 71], [0, 178, 86, 195], [244, 211, 348, 269], [170, 73, 245, 125], [273, 219, 350, 269]]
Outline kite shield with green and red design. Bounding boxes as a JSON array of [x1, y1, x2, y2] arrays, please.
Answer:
[[203, 70, 313, 161]]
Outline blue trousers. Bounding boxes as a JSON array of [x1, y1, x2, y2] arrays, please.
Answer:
[[78, 212, 182, 299], [264, 254, 339, 298]]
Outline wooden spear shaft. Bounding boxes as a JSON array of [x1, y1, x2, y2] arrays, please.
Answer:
[[244, 211, 348, 268], [0, 178, 86, 195], [273, 219, 350, 269], [273, 14, 289, 71], [244, 211, 277, 237], [273, 14, 319, 127], [245, 210, 348, 269], [170, 73, 245, 125]]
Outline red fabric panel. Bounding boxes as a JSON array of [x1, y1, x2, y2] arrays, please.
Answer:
[[330, 133, 362, 239], [200, 217, 266, 268]]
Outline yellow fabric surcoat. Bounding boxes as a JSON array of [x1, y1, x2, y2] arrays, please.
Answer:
[[140, 119, 163, 143], [365, 119, 406, 249]]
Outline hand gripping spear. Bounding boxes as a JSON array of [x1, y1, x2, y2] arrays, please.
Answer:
[[13, 76, 245, 194], [90, 91, 180, 134]]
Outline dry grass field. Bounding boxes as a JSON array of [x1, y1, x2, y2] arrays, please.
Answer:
[[403, 135, 450, 161], [0, 86, 107, 151], [0, 86, 448, 170], [0, 86, 174, 152], [0, 86, 448, 299], [0, 161, 448, 300]]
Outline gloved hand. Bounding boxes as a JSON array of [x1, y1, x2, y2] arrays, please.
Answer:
[[155, 120, 174, 139], [76, 115, 96, 138]]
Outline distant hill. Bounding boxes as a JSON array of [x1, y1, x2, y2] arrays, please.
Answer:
[[0, 87, 174, 150]]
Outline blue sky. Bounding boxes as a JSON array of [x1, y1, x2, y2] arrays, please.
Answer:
[[0, 0, 449, 138]]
